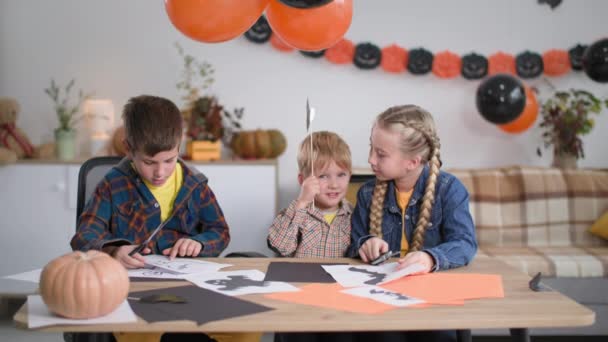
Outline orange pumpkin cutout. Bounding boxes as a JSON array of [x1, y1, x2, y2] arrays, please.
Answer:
[[488, 52, 516, 75], [381, 45, 408, 73], [432, 51, 461, 79], [40, 251, 129, 319], [499, 87, 538, 134], [270, 33, 295, 52], [543, 49, 571, 76], [165, 0, 270, 43], [266, 0, 353, 51], [325, 39, 355, 65]]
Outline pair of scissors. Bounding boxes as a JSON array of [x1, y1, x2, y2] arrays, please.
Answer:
[[370, 250, 400, 266], [128, 214, 174, 257]]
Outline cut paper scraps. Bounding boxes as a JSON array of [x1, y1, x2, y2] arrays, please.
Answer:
[[185, 270, 299, 296], [341, 286, 424, 307], [266, 283, 395, 314], [322, 262, 424, 287]]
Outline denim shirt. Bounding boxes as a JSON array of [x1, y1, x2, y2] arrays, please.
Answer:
[[348, 165, 477, 271]]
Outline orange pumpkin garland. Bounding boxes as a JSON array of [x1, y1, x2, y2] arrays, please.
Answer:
[[432, 51, 461, 79], [325, 39, 355, 65], [381, 44, 408, 73], [543, 49, 571, 76], [488, 52, 516, 75], [39, 251, 129, 319]]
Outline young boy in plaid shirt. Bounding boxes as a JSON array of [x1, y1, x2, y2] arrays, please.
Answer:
[[268, 131, 353, 258], [71, 95, 230, 268]]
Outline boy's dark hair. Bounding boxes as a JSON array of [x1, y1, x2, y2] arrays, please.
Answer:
[[122, 95, 183, 156]]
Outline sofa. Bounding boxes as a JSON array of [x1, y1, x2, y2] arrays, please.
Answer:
[[349, 165, 608, 337]]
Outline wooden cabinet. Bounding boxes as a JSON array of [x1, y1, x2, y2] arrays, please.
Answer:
[[0, 159, 277, 276]]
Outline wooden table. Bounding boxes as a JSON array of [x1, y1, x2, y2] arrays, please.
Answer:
[[13, 257, 595, 342]]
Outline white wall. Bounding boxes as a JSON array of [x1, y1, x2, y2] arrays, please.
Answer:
[[1, 0, 607, 209]]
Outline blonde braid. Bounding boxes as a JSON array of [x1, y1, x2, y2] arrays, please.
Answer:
[[369, 181, 388, 238], [410, 130, 441, 251]]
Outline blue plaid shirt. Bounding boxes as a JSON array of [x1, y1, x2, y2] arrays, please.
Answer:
[[70, 158, 230, 256]]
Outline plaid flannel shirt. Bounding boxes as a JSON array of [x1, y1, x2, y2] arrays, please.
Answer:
[[70, 158, 230, 256], [267, 199, 353, 258]]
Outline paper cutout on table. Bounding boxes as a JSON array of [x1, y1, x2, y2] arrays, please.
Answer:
[[184, 270, 299, 296], [264, 262, 346, 283], [143, 255, 231, 274], [266, 283, 395, 314], [341, 286, 425, 307], [128, 285, 273, 325], [382, 273, 504, 304], [3, 269, 42, 283], [128, 266, 185, 280], [322, 262, 424, 287], [27, 295, 137, 328]]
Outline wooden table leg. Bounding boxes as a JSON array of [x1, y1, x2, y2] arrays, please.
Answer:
[[509, 328, 530, 342], [113, 332, 163, 342]]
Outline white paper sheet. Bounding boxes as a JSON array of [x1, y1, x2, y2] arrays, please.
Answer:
[[128, 267, 185, 279], [184, 270, 300, 296], [322, 262, 424, 287], [142, 255, 231, 274], [27, 295, 137, 328], [3, 269, 42, 283], [341, 286, 425, 307]]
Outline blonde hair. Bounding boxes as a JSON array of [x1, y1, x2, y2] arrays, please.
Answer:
[[297, 131, 352, 177], [369, 105, 442, 252]]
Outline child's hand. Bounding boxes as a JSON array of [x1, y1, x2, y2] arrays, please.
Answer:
[[397, 251, 434, 274], [359, 237, 389, 263], [296, 176, 320, 209], [111, 245, 151, 269], [162, 238, 203, 260]]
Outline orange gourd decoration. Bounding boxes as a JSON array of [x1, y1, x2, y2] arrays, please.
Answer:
[[543, 49, 571, 76], [40, 251, 129, 319], [165, 0, 270, 43], [498, 87, 539, 134], [488, 52, 516, 75], [381, 44, 408, 73], [231, 129, 287, 159], [432, 51, 461, 79], [270, 33, 295, 52], [266, 0, 353, 51]]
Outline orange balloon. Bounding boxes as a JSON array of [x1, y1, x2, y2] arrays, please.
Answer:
[[498, 87, 538, 134], [165, 0, 270, 43], [266, 0, 353, 51]]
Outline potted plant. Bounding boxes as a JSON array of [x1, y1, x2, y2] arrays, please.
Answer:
[[175, 43, 223, 161], [44, 79, 91, 160], [537, 88, 608, 168]]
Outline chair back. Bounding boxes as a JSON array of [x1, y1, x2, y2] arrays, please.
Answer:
[[76, 156, 122, 222]]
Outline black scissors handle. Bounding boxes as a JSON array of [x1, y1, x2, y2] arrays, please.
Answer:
[[371, 250, 400, 265], [128, 243, 146, 257]]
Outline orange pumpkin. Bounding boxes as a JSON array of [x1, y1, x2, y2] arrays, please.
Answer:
[[39, 251, 129, 319], [231, 129, 287, 159]]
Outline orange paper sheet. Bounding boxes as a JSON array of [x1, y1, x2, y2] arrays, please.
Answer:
[[382, 273, 504, 304], [265, 283, 396, 314]]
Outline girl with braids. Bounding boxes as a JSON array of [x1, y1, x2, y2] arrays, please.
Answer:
[[349, 105, 477, 274]]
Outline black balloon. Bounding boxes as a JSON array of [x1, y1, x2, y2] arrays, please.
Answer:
[[583, 38, 608, 83], [568, 44, 587, 71], [461, 53, 488, 80], [278, 0, 333, 8], [300, 50, 325, 58], [476, 74, 526, 124], [353, 43, 381, 70], [244, 16, 271, 44], [516, 51, 543, 78], [407, 48, 433, 75]]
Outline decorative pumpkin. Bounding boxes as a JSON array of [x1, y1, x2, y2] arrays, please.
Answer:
[[39, 250, 129, 319], [231, 129, 287, 159]]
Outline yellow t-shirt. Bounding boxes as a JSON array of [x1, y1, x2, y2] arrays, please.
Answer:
[[323, 211, 338, 225], [143, 163, 183, 222], [396, 188, 413, 256]]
